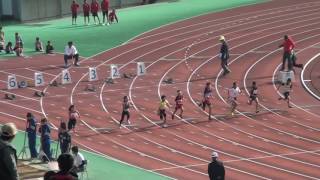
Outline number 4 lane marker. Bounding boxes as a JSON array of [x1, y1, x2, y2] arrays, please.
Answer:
[[62, 69, 72, 84]]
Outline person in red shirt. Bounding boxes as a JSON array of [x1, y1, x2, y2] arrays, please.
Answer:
[[279, 35, 295, 71], [101, 0, 109, 25], [83, 0, 90, 25], [91, 0, 101, 25], [71, 0, 79, 25], [108, 9, 118, 24]]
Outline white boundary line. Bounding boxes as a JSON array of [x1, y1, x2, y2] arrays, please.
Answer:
[[1, 1, 318, 179], [125, 9, 320, 180], [128, 0, 319, 43], [244, 43, 320, 131], [300, 53, 320, 101]]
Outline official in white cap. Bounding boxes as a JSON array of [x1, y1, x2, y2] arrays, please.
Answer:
[[0, 123, 19, 180], [219, 35, 231, 76], [208, 151, 225, 180]]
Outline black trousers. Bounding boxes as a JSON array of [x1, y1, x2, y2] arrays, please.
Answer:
[[120, 111, 130, 125], [281, 52, 293, 71], [64, 54, 79, 65]]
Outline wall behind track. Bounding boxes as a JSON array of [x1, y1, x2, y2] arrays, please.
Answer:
[[11, 0, 144, 22]]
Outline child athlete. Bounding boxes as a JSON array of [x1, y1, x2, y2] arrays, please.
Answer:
[[202, 82, 214, 120], [247, 81, 259, 113], [277, 78, 293, 108], [172, 90, 184, 120], [228, 82, 241, 116], [158, 95, 171, 127], [119, 96, 131, 127]]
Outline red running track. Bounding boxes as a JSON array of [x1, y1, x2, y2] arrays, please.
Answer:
[[0, 0, 320, 179]]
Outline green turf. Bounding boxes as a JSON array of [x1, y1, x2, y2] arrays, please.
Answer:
[[1, 0, 266, 58], [12, 131, 172, 180]]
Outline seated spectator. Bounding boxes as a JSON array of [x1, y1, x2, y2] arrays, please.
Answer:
[[13, 43, 23, 56], [43, 153, 78, 180], [0, 26, 4, 53], [46, 41, 54, 54], [35, 37, 44, 52], [13, 32, 23, 56], [71, 146, 86, 173], [108, 9, 118, 24], [5, 42, 14, 54], [0, 123, 19, 180]]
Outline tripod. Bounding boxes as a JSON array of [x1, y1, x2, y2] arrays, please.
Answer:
[[18, 128, 29, 160]]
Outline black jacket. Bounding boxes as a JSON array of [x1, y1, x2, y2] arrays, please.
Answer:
[[208, 160, 225, 180], [0, 140, 19, 180], [220, 41, 229, 61]]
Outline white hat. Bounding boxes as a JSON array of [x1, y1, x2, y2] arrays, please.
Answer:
[[1, 123, 17, 137], [211, 151, 219, 158], [219, 35, 225, 41]]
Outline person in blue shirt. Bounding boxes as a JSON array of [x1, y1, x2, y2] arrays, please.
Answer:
[[39, 118, 52, 162], [26, 113, 38, 159], [58, 122, 71, 154]]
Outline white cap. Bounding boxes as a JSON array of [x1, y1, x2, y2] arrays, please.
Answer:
[[1, 123, 17, 137], [211, 151, 219, 158], [219, 35, 225, 41]]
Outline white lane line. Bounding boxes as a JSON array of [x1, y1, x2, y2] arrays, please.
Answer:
[[25, 68, 57, 77], [137, 11, 320, 180], [178, 22, 320, 174], [33, 2, 320, 180], [152, 148, 320, 172], [244, 41, 320, 132], [130, 1, 320, 43], [273, 56, 320, 119], [301, 53, 320, 101]]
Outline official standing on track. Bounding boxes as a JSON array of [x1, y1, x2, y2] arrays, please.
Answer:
[[26, 112, 38, 159], [219, 35, 231, 76], [279, 35, 295, 71], [208, 152, 225, 180], [39, 118, 52, 162]]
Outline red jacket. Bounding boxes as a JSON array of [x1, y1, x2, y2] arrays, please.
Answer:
[[91, 2, 99, 13], [101, 0, 109, 11], [280, 37, 295, 52], [83, 3, 90, 13], [71, 3, 79, 13]]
